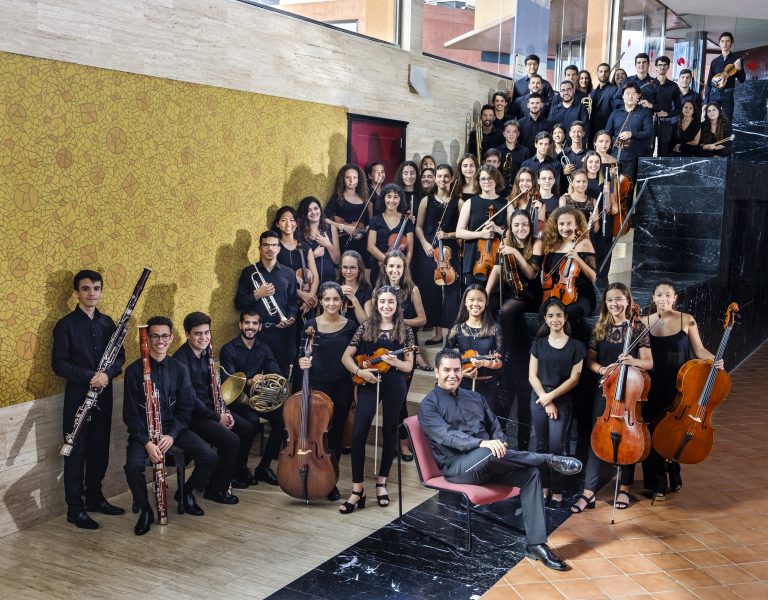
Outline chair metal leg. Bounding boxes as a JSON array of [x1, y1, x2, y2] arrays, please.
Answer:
[[465, 497, 473, 553]]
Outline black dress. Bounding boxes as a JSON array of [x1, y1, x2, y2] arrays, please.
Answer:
[[671, 120, 701, 156], [340, 285, 372, 326], [368, 213, 414, 284], [300, 223, 338, 284], [413, 195, 461, 329], [461, 195, 508, 284], [325, 194, 370, 266], [542, 251, 596, 322], [641, 312, 690, 492]]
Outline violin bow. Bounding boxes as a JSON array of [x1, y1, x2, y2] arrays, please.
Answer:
[[597, 312, 664, 386], [542, 208, 604, 279], [344, 178, 382, 249], [472, 191, 527, 232], [430, 180, 458, 246]]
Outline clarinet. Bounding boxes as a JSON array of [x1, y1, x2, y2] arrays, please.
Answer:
[[207, 343, 228, 416], [140, 325, 168, 525], [60, 267, 152, 457]]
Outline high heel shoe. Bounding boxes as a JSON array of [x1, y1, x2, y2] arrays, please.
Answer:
[[570, 493, 596, 513], [375, 483, 390, 507], [339, 489, 366, 514]]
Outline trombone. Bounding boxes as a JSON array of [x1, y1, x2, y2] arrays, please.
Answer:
[[581, 96, 592, 118], [251, 263, 289, 323]]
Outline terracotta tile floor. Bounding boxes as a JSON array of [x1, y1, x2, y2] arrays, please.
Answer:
[[483, 342, 768, 600]]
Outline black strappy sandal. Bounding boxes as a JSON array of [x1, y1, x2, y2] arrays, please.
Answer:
[[339, 489, 366, 514], [375, 483, 390, 507], [570, 493, 596, 513], [614, 491, 631, 510]]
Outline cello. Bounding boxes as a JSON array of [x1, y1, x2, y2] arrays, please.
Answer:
[[652, 303, 738, 465], [277, 327, 339, 501], [472, 205, 501, 282], [591, 305, 651, 467]]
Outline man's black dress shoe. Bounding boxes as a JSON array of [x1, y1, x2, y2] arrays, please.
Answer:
[[86, 498, 126, 516], [174, 489, 205, 516], [67, 511, 99, 530], [327, 486, 341, 501], [546, 455, 583, 475], [252, 466, 278, 486], [134, 507, 154, 536], [231, 477, 250, 489], [204, 489, 239, 505], [525, 543, 567, 571], [424, 337, 444, 346]]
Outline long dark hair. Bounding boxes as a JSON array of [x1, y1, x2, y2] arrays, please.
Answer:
[[362, 285, 408, 345], [376, 183, 408, 214], [454, 153, 480, 198], [394, 160, 423, 197], [594, 282, 634, 342], [337, 250, 371, 293], [333, 163, 369, 204], [536, 297, 572, 338], [297, 196, 328, 241], [505, 209, 536, 260], [375, 250, 415, 302], [271, 206, 298, 242], [454, 285, 496, 338]]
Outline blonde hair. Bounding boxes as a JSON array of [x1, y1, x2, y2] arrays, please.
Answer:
[[593, 283, 633, 342]]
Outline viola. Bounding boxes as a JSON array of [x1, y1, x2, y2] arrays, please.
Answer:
[[652, 303, 738, 465], [353, 345, 417, 385], [277, 327, 339, 501], [712, 53, 748, 90], [387, 211, 411, 254], [433, 239, 456, 286], [472, 205, 501, 282], [460, 349, 500, 373], [591, 305, 651, 466]]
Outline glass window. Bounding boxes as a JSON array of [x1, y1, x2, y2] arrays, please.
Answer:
[[246, 0, 400, 45]]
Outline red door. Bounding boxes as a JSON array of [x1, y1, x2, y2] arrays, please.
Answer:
[[348, 114, 408, 185]]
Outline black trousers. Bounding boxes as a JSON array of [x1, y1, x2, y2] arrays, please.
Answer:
[[442, 448, 550, 545], [351, 376, 407, 482], [259, 324, 297, 376], [655, 119, 674, 156], [124, 429, 218, 510], [190, 414, 255, 492], [582, 390, 636, 491], [312, 377, 355, 459], [641, 401, 681, 493], [63, 393, 114, 513], [531, 392, 573, 493], [230, 402, 285, 467]]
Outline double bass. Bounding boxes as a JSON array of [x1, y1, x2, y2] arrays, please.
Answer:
[[591, 305, 651, 466], [277, 327, 339, 501], [652, 303, 738, 465]]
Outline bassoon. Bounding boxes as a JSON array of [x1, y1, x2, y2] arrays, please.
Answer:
[[60, 267, 152, 456], [140, 325, 168, 525]]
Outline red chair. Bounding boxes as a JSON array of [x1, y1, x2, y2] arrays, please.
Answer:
[[397, 415, 523, 552]]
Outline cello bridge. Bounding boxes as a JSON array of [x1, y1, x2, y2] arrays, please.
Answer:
[[297, 449, 312, 456], [687, 415, 702, 423]]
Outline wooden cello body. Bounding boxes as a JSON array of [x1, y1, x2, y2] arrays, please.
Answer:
[[591, 307, 652, 465], [277, 328, 339, 501], [652, 303, 738, 465]]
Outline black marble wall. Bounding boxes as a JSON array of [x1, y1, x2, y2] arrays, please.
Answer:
[[733, 80, 768, 161]]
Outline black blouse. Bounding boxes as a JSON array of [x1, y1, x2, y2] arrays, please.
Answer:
[[590, 321, 650, 366], [530, 336, 586, 394], [369, 213, 414, 256], [349, 325, 416, 382], [445, 322, 503, 379], [304, 318, 358, 383]]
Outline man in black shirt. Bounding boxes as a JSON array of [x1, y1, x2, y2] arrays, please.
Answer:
[[52, 269, 126, 529], [590, 63, 617, 135], [123, 316, 218, 535], [521, 132, 562, 179], [419, 349, 581, 571], [705, 32, 746, 122], [509, 74, 551, 119], [677, 69, 702, 118], [496, 120, 530, 186], [173, 311, 256, 501], [467, 104, 504, 159], [612, 53, 657, 112], [518, 93, 553, 153], [562, 65, 587, 103], [652, 56, 682, 156], [514, 54, 555, 106], [606, 82, 654, 186], [235, 230, 298, 375], [548, 81, 590, 143], [220, 310, 285, 486]]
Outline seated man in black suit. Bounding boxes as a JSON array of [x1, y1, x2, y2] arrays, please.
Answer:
[[419, 348, 582, 571]]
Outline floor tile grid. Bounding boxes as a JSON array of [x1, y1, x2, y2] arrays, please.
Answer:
[[485, 342, 768, 600]]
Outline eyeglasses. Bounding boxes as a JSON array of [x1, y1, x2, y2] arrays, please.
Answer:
[[149, 334, 172, 341], [478, 177, 494, 182], [261, 243, 280, 248]]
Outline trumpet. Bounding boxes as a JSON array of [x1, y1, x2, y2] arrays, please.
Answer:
[[581, 96, 592, 117], [560, 153, 573, 186], [251, 263, 289, 323]]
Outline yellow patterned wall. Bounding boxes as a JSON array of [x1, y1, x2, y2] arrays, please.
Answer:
[[0, 52, 347, 407]]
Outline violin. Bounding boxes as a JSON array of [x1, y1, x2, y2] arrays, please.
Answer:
[[652, 303, 738, 465], [387, 211, 411, 254], [591, 305, 651, 466], [331, 216, 367, 241], [712, 53, 748, 90], [530, 192, 545, 239], [541, 245, 581, 305], [277, 327, 339, 501], [433, 239, 456, 286], [500, 247, 525, 298], [607, 163, 631, 238], [472, 205, 501, 282], [460, 349, 500, 373], [353, 345, 417, 385]]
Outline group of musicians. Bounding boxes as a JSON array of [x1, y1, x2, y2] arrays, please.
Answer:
[[50, 42, 737, 568]]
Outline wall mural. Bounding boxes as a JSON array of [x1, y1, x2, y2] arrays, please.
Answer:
[[0, 51, 347, 407]]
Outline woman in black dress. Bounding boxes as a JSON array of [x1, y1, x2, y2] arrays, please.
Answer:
[[414, 163, 462, 346], [420, 166, 436, 197], [671, 101, 701, 156], [394, 161, 423, 217], [640, 279, 723, 497], [454, 153, 480, 201], [272, 206, 319, 317], [367, 183, 413, 284], [455, 165, 508, 287], [511, 167, 544, 221], [325, 164, 372, 273], [340, 286, 415, 513], [529, 298, 587, 507], [297, 282, 359, 501], [337, 250, 371, 326], [572, 283, 653, 513], [297, 196, 340, 285], [445, 285, 504, 415], [699, 102, 733, 157], [541, 206, 597, 324], [537, 166, 560, 218]]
